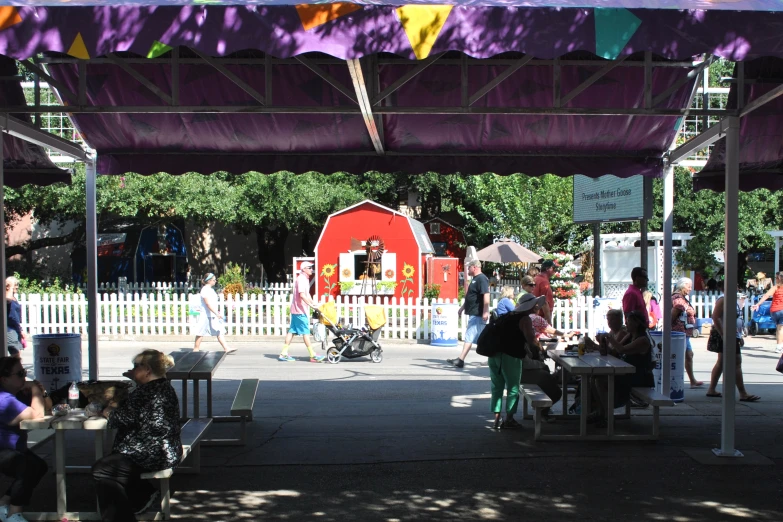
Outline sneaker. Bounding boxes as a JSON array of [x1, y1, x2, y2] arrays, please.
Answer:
[[6, 514, 30, 522], [278, 354, 296, 362], [134, 489, 160, 515], [310, 355, 326, 363], [446, 358, 464, 368], [775, 345, 783, 354], [629, 396, 649, 409]]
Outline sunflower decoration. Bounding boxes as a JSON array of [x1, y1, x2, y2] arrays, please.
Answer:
[[342, 268, 352, 278], [321, 264, 337, 294], [399, 262, 416, 297], [385, 269, 395, 279]]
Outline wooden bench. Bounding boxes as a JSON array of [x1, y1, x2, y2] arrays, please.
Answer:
[[630, 387, 675, 439], [138, 417, 213, 521], [205, 378, 259, 446], [521, 385, 553, 441], [26, 429, 55, 449]]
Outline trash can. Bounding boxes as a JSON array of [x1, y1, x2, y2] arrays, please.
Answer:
[[33, 333, 83, 394], [649, 331, 686, 403], [431, 303, 459, 347]]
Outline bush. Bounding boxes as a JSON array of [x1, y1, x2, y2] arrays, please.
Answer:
[[14, 273, 80, 295], [423, 284, 441, 300], [218, 263, 246, 296]]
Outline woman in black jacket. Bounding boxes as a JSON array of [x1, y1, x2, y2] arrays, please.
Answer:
[[92, 350, 182, 521]]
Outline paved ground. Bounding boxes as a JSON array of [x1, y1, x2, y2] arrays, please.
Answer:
[[13, 332, 783, 521]]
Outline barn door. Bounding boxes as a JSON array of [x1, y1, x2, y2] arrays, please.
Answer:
[[339, 253, 354, 281], [381, 253, 397, 281]]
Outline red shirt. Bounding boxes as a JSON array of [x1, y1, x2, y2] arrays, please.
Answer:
[[622, 284, 646, 318], [533, 273, 554, 314], [771, 286, 783, 313]]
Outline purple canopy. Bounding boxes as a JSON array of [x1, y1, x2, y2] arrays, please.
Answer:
[[695, 57, 783, 192], [0, 56, 71, 187], [0, 5, 781, 178]]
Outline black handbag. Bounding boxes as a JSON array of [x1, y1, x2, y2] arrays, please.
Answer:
[[776, 353, 783, 374]]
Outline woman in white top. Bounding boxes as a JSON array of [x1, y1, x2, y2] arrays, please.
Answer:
[[193, 273, 236, 354]]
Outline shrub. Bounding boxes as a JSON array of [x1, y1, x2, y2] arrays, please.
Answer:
[[218, 263, 246, 296], [222, 283, 244, 298], [423, 284, 441, 300]]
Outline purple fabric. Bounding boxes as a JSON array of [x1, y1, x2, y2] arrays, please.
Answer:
[[695, 57, 783, 192], [0, 390, 28, 451], [42, 53, 693, 176], [0, 7, 782, 62]]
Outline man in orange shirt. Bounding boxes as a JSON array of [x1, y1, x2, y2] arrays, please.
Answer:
[[533, 260, 555, 323]]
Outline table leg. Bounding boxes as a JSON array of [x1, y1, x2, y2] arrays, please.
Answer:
[[95, 430, 104, 460], [193, 379, 200, 419], [206, 377, 213, 418], [561, 365, 569, 415], [607, 375, 615, 437], [580, 377, 590, 437], [181, 379, 189, 419], [55, 430, 67, 516]]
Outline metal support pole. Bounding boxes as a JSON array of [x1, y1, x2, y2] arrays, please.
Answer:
[[661, 163, 674, 396], [640, 219, 648, 274], [0, 131, 6, 354], [715, 116, 742, 458], [86, 159, 99, 380], [593, 223, 601, 297], [775, 237, 780, 274]]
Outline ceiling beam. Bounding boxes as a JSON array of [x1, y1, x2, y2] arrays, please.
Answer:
[[372, 52, 442, 106], [191, 48, 265, 105], [295, 56, 357, 104], [560, 55, 629, 106], [347, 59, 384, 155], [106, 53, 173, 105], [0, 114, 88, 161], [652, 57, 713, 108], [16, 60, 78, 103], [469, 55, 533, 106]]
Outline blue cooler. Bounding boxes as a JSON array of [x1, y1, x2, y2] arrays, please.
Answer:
[[649, 331, 686, 403]]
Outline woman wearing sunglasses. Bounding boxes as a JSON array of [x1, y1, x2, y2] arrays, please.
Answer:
[[0, 357, 47, 522], [92, 350, 182, 521]]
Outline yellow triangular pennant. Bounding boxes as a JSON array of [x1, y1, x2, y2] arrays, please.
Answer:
[[396, 5, 453, 60], [67, 33, 90, 60]]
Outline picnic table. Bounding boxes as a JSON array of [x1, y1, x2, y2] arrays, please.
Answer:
[[21, 412, 107, 520], [546, 348, 636, 440], [167, 350, 226, 419]]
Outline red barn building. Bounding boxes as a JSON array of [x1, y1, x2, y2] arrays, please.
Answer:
[[423, 215, 466, 271], [315, 200, 435, 299]]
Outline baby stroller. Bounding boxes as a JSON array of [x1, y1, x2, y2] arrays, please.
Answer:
[[748, 298, 776, 336], [314, 301, 385, 364]]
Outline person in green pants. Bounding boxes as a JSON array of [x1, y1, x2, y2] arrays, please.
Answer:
[[488, 293, 545, 429]]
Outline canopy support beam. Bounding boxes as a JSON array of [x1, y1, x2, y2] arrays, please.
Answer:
[[661, 162, 674, 399], [0, 133, 6, 354], [372, 53, 442, 106], [714, 116, 742, 458], [469, 55, 534, 106], [739, 81, 783, 118], [347, 59, 384, 155], [652, 57, 713, 108], [106, 53, 173, 105], [0, 115, 87, 161], [192, 49, 266, 105], [16, 60, 78, 104], [667, 117, 731, 165], [86, 158, 99, 381], [296, 56, 357, 104], [561, 55, 629, 107]]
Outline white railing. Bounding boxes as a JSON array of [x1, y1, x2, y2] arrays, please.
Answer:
[[16, 291, 746, 340], [75, 281, 290, 294]]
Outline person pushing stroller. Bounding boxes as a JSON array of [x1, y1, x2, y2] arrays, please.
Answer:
[[279, 262, 325, 362]]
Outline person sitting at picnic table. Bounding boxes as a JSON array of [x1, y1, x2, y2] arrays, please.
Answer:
[[589, 310, 655, 426], [495, 286, 517, 317], [0, 358, 47, 522], [515, 275, 536, 303], [585, 309, 628, 352], [92, 349, 183, 521], [528, 306, 578, 341]]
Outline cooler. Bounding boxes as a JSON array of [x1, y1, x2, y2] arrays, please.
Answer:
[[649, 331, 686, 403], [32, 333, 83, 394]]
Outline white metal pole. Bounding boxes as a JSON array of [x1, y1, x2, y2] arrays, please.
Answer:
[[776, 237, 780, 274], [0, 130, 6, 354], [715, 116, 741, 457], [86, 159, 99, 380], [661, 163, 674, 396]]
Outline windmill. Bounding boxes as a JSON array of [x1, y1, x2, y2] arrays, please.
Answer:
[[360, 234, 385, 294]]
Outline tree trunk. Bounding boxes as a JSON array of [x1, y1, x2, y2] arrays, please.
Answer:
[[256, 225, 290, 283]]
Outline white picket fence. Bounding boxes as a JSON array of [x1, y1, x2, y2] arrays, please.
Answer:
[[16, 291, 742, 340], [78, 281, 291, 294]]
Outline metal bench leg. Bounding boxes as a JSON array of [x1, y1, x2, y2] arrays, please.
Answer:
[[181, 379, 189, 419], [240, 417, 246, 446], [193, 379, 200, 419], [161, 478, 171, 520], [653, 406, 660, 439], [533, 407, 541, 441], [522, 396, 530, 420], [206, 377, 213, 418], [191, 444, 201, 474]]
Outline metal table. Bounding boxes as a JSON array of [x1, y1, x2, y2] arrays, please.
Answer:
[[167, 350, 225, 419], [21, 413, 107, 521]]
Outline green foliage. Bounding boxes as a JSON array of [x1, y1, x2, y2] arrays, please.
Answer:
[[423, 284, 441, 300], [338, 281, 355, 293], [217, 263, 247, 291], [14, 273, 80, 295], [376, 281, 398, 293]]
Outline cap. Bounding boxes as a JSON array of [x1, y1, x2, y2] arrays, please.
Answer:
[[541, 259, 556, 270], [300, 262, 314, 270]]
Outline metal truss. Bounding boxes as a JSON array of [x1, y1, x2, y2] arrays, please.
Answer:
[[13, 51, 739, 156]]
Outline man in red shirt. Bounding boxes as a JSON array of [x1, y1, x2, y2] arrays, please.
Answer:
[[533, 260, 555, 323], [622, 267, 648, 321]]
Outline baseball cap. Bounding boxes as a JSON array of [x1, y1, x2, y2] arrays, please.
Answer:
[[541, 259, 555, 270], [301, 262, 314, 270]]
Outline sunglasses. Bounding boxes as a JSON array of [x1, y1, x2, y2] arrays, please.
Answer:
[[132, 362, 145, 369]]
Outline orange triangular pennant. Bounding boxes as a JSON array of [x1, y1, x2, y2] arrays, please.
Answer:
[[296, 3, 362, 32], [0, 7, 22, 32]]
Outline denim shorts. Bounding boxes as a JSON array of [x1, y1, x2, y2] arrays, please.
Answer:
[[772, 309, 783, 326], [685, 337, 693, 353], [465, 315, 487, 345]]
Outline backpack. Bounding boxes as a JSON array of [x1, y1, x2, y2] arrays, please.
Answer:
[[476, 312, 530, 359]]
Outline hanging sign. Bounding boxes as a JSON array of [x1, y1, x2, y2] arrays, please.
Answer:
[[572, 174, 650, 224]]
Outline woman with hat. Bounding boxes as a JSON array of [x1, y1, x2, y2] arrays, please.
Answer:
[[193, 273, 236, 354], [485, 292, 546, 429]]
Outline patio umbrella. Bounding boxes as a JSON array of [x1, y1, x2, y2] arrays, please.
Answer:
[[475, 240, 540, 264]]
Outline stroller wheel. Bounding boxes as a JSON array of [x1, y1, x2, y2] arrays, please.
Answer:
[[370, 348, 383, 363], [327, 347, 341, 364]]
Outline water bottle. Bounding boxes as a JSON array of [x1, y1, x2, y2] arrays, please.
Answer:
[[68, 382, 80, 409]]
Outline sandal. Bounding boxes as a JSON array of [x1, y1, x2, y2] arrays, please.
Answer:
[[502, 418, 521, 429], [740, 395, 761, 402], [493, 417, 503, 429]]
